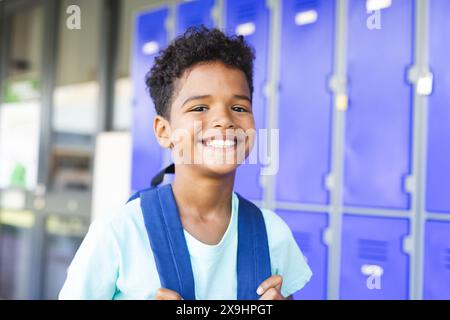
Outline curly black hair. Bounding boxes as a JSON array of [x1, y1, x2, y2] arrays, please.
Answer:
[[145, 25, 255, 119]]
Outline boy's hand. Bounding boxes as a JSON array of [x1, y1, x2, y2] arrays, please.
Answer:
[[257, 275, 287, 300], [155, 288, 183, 300]]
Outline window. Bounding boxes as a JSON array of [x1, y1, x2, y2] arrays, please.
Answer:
[[49, 0, 101, 192]]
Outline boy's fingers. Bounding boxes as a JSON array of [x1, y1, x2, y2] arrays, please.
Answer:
[[155, 288, 183, 300], [259, 287, 284, 300], [256, 275, 283, 296]]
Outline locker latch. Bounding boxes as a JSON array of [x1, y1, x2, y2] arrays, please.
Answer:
[[328, 75, 348, 111], [416, 73, 434, 96], [408, 67, 434, 96]]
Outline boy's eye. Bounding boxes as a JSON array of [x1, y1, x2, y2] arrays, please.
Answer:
[[191, 105, 208, 112], [232, 105, 248, 113]]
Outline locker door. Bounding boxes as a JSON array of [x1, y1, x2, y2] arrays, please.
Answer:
[[344, 0, 414, 209], [176, 0, 215, 37], [423, 220, 450, 299], [276, 0, 334, 204], [277, 211, 328, 300], [131, 8, 168, 191], [225, 0, 269, 200], [340, 215, 410, 299], [426, 0, 450, 214]]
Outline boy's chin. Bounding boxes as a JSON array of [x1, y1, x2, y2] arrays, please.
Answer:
[[198, 162, 241, 177]]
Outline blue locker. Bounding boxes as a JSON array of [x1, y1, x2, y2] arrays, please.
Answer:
[[276, 210, 328, 300], [344, 0, 414, 209], [131, 8, 168, 191], [423, 220, 450, 299], [426, 0, 450, 214], [340, 215, 410, 299], [175, 0, 215, 37], [225, 0, 269, 201], [276, 0, 334, 205]]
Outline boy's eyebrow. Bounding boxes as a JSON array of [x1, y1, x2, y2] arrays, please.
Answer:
[[181, 94, 251, 107], [181, 95, 211, 107], [234, 94, 251, 103]]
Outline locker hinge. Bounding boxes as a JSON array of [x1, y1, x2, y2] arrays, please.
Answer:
[[264, 81, 278, 98], [266, 0, 277, 10], [325, 173, 335, 191], [329, 75, 348, 111], [403, 235, 413, 255], [328, 75, 347, 93], [323, 227, 332, 246], [404, 175, 416, 194]]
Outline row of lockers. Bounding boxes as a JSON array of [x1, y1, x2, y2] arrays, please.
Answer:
[[129, 0, 450, 300], [280, 211, 449, 299], [1, 211, 447, 299], [132, 0, 450, 213]]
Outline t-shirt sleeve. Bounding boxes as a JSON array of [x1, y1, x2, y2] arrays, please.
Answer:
[[58, 217, 120, 300], [261, 209, 313, 298]]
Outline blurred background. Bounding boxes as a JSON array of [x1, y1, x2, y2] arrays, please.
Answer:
[[0, 0, 449, 300]]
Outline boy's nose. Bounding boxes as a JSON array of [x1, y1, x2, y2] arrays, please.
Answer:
[[211, 109, 235, 129]]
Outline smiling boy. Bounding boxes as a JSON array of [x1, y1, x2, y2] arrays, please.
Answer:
[[59, 26, 312, 300]]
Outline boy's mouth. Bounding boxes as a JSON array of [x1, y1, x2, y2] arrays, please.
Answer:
[[201, 137, 237, 149], [189, 134, 249, 165], [199, 136, 242, 150]]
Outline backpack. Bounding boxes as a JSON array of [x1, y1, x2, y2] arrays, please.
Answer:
[[127, 164, 271, 300]]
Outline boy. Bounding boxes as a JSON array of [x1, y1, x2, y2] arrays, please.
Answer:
[[59, 26, 312, 300]]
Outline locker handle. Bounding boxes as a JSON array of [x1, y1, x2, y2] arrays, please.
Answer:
[[294, 10, 318, 26], [366, 0, 392, 12]]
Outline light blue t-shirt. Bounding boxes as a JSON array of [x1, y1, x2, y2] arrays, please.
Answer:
[[59, 192, 312, 300]]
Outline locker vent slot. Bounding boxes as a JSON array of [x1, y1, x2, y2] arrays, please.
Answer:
[[445, 248, 450, 270], [236, 3, 257, 22], [294, 0, 319, 11], [357, 238, 388, 262]]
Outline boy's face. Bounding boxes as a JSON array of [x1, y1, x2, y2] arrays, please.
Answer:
[[154, 61, 255, 177]]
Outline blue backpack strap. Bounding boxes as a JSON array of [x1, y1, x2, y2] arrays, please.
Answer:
[[133, 181, 271, 300], [236, 193, 272, 300], [139, 184, 196, 300], [127, 187, 154, 203]]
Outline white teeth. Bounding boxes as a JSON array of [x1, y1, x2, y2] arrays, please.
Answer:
[[205, 139, 236, 148]]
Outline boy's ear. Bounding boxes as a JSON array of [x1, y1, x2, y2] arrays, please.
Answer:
[[153, 115, 173, 149]]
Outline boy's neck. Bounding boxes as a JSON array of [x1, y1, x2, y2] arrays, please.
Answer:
[[171, 166, 235, 219]]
